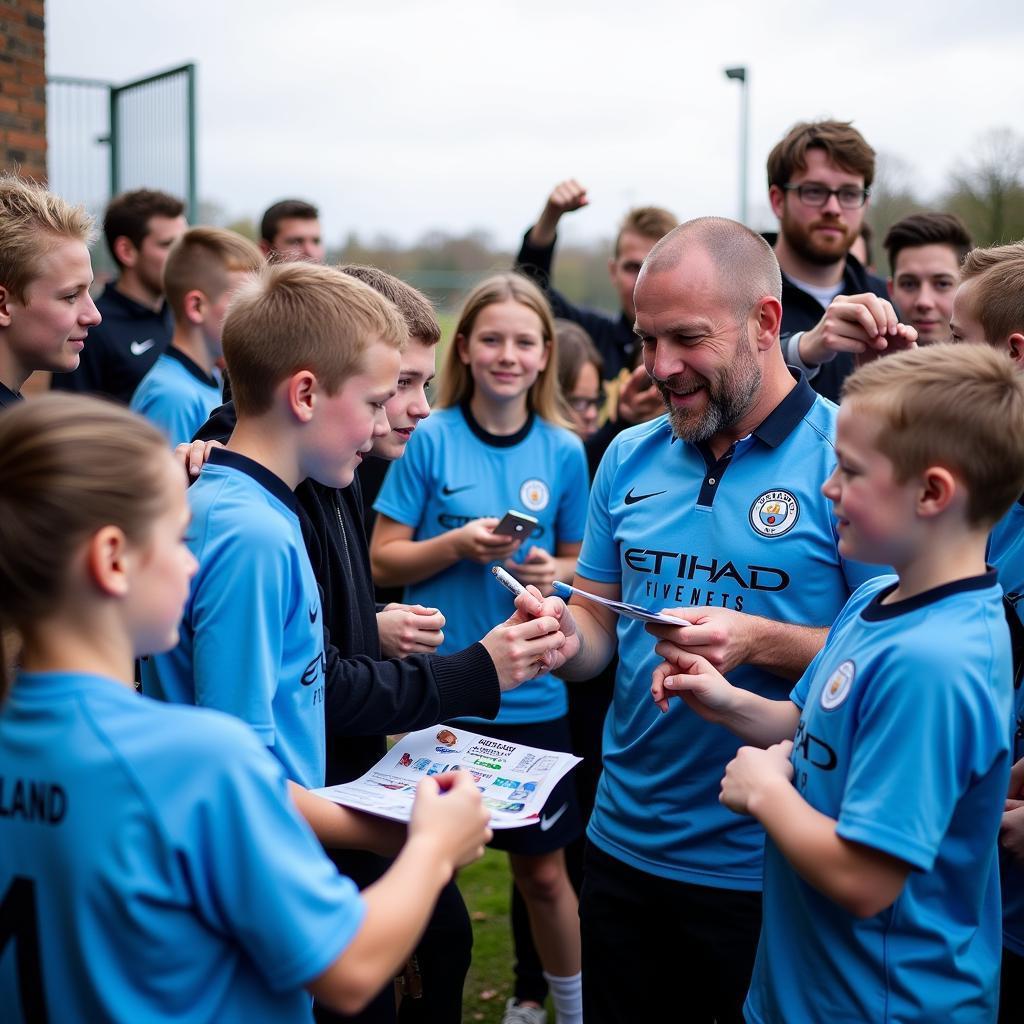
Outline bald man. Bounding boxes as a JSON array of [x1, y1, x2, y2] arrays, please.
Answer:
[[525, 218, 881, 1022]]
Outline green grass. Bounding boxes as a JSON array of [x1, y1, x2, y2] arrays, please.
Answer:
[[458, 849, 516, 1022]]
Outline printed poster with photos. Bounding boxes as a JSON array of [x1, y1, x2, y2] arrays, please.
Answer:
[[313, 725, 582, 829]]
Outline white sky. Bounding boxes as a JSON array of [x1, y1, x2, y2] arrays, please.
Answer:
[[46, 0, 1024, 248]]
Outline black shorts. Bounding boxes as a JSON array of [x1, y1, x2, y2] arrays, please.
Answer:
[[461, 717, 583, 856]]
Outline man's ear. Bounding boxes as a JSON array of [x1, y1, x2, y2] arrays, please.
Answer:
[[285, 370, 318, 422], [85, 526, 131, 597], [755, 297, 783, 350], [768, 184, 785, 220], [112, 235, 138, 269], [0, 284, 13, 328]]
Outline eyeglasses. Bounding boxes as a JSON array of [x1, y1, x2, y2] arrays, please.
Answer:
[[782, 183, 870, 209], [567, 392, 606, 414]]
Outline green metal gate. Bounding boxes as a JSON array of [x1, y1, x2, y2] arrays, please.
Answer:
[[46, 63, 197, 221]]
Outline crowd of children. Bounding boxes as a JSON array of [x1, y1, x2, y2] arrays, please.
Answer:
[[3, 132, 1024, 1024]]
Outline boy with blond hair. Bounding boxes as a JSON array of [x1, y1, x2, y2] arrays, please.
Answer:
[[131, 227, 263, 445], [0, 173, 101, 407], [950, 242, 1024, 1021], [650, 343, 1024, 1022]]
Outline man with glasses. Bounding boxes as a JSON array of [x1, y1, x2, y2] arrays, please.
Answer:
[[768, 120, 913, 402]]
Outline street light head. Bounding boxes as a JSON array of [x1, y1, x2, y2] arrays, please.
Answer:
[[724, 66, 746, 82]]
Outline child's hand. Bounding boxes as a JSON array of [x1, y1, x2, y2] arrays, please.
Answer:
[[649, 652, 736, 716], [408, 771, 492, 871], [174, 438, 224, 481], [504, 547, 558, 594], [454, 518, 522, 564], [645, 606, 755, 675], [720, 740, 794, 817], [376, 603, 445, 658]]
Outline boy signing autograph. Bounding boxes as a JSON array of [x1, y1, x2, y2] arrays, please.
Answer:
[[650, 344, 1024, 1022]]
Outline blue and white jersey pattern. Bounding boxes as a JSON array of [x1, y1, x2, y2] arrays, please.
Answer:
[[746, 573, 1011, 1024], [0, 672, 363, 1023], [579, 375, 880, 887], [374, 404, 589, 724], [129, 347, 222, 448], [143, 448, 327, 788]]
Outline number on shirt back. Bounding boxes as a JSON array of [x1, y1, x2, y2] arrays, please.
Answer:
[[0, 876, 48, 1020]]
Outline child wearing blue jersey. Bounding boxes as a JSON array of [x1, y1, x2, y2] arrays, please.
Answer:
[[131, 227, 263, 446], [0, 396, 492, 1022], [0, 174, 101, 409], [650, 344, 1024, 1023], [144, 262, 417, 830], [949, 242, 1024, 1022], [371, 273, 588, 1024]]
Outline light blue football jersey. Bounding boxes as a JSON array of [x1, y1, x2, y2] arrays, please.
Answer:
[[578, 375, 880, 886], [143, 448, 327, 788], [0, 672, 363, 1023], [746, 572, 1011, 1023], [129, 347, 222, 447], [374, 405, 589, 724], [988, 497, 1024, 956]]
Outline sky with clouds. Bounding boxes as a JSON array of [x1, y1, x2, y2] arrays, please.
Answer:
[[46, 0, 1024, 248]]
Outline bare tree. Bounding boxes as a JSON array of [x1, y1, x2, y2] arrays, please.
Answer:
[[943, 128, 1024, 245]]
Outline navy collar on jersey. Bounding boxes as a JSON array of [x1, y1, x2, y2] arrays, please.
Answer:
[[207, 447, 298, 512], [165, 345, 219, 388], [460, 399, 535, 448], [751, 369, 816, 448], [861, 569, 998, 621], [101, 281, 170, 321], [0, 380, 22, 408]]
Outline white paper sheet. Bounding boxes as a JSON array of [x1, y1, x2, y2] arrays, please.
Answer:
[[313, 725, 582, 829]]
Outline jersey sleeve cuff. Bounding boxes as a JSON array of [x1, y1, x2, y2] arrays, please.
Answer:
[[836, 813, 933, 873], [431, 643, 500, 721], [574, 561, 622, 584]]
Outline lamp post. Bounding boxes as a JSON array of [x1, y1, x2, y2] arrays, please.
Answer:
[[724, 66, 749, 225]]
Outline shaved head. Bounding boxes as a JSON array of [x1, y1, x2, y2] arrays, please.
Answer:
[[641, 216, 782, 323]]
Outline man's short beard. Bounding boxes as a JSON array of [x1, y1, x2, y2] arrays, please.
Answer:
[[782, 212, 854, 268], [656, 343, 762, 445]]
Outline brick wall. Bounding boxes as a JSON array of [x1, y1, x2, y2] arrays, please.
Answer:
[[0, 1, 46, 182]]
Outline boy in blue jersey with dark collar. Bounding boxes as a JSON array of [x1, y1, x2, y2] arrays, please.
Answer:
[[131, 227, 263, 446], [650, 343, 1024, 1023], [144, 261, 415, 834], [949, 242, 1024, 1022]]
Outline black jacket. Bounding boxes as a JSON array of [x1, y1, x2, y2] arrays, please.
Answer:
[[778, 254, 888, 404], [193, 402, 500, 787], [52, 283, 173, 404], [516, 229, 639, 380]]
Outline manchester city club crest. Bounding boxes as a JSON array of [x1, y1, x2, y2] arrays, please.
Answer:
[[520, 478, 550, 511], [748, 489, 799, 537], [820, 659, 855, 710]]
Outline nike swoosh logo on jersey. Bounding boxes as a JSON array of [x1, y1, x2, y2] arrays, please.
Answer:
[[539, 802, 569, 832], [442, 484, 474, 496], [130, 339, 155, 356], [624, 487, 667, 505]]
